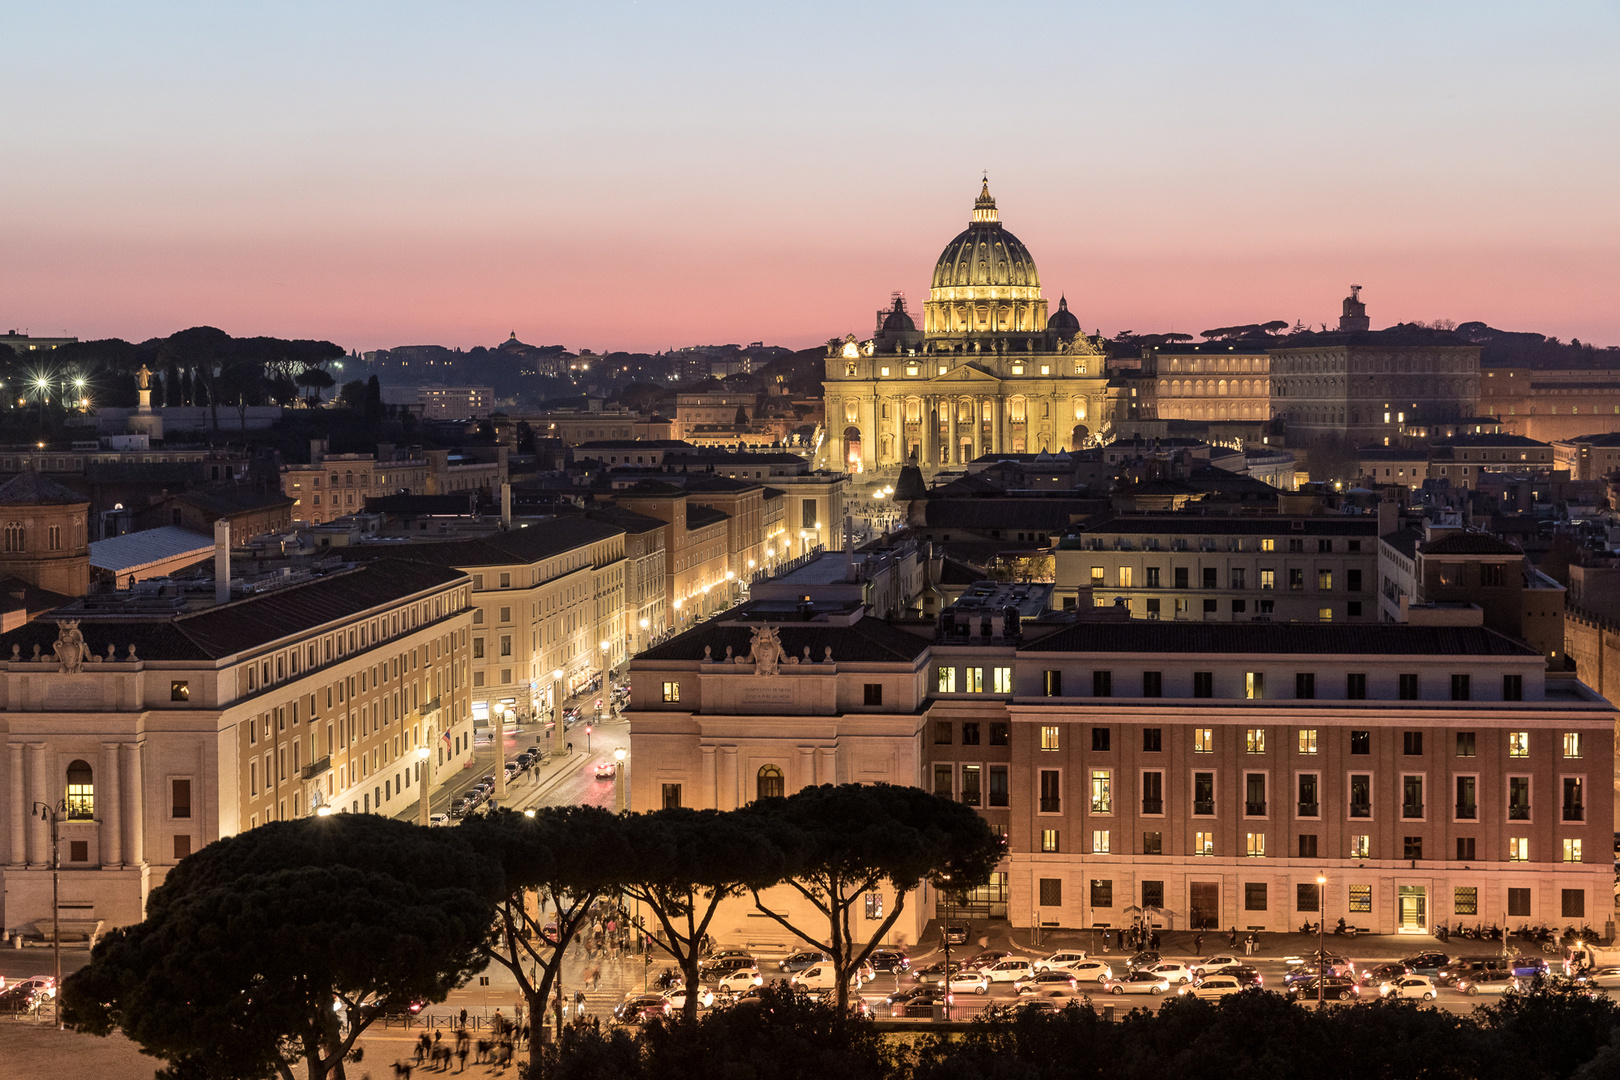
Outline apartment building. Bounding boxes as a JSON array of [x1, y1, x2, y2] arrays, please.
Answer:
[[283, 441, 509, 526], [587, 507, 669, 657], [0, 558, 475, 935], [615, 484, 734, 632], [1052, 514, 1380, 623]]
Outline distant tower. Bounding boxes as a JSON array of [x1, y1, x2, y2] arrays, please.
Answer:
[[1339, 284, 1370, 333]]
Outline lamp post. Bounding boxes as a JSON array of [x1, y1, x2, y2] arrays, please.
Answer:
[[550, 668, 563, 760], [598, 640, 611, 720], [614, 747, 628, 812], [32, 801, 62, 1028], [1316, 874, 1327, 1010], [638, 617, 649, 654], [941, 873, 952, 1022], [416, 746, 433, 826], [493, 706, 507, 807]]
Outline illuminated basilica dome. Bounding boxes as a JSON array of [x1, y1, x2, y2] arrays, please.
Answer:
[[924, 181, 1048, 337]]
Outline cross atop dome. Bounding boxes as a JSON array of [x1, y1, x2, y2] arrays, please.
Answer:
[[972, 177, 998, 225]]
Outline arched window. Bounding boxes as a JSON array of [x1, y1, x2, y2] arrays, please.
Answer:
[[3, 522, 23, 553], [757, 765, 784, 801], [65, 759, 94, 820]]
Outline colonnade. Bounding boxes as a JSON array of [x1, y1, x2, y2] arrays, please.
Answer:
[[838, 391, 1101, 470]]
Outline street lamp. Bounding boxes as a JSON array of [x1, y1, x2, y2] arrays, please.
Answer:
[[550, 668, 564, 759], [614, 747, 628, 812], [941, 873, 952, 1022], [598, 640, 612, 720], [493, 706, 507, 806], [32, 801, 63, 1027], [416, 745, 433, 826], [1316, 874, 1327, 1010]]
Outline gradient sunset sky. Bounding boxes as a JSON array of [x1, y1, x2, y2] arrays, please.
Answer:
[[3, 2, 1617, 353]]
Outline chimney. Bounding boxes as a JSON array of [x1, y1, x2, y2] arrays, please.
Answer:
[[213, 518, 231, 604], [501, 482, 512, 528]]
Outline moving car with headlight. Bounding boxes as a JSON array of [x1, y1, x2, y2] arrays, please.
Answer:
[[1035, 950, 1091, 973], [790, 964, 864, 992], [985, 958, 1037, 983], [1147, 961, 1196, 985], [1102, 971, 1171, 995], [1285, 974, 1359, 1002], [1178, 974, 1246, 1000], [662, 985, 715, 1010], [1455, 971, 1517, 996], [944, 968, 991, 995], [714, 968, 764, 994], [1013, 971, 1078, 995], [1066, 959, 1113, 983]]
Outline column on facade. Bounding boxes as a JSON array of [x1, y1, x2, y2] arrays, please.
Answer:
[[992, 394, 1003, 455], [28, 742, 47, 866], [891, 395, 903, 466], [125, 742, 144, 865], [947, 400, 959, 465], [815, 746, 837, 786], [101, 741, 122, 866], [921, 398, 935, 465], [701, 746, 718, 809], [7, 743, 23, 865], [720, 746, 738, 811]]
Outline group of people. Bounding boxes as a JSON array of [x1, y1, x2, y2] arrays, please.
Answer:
[[1101, 924, 1161, 953], [397, 1014, 530, 1075]]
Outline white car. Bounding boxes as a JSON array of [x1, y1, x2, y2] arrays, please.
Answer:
[[1148, 962, 1195, 985], [790, 964, 864, 993], [1178, 974, 1245, 1000], [1035, 951, 1090, 973], [428, 812, 450, 827], [715, 968, 764, 994], [944, 969, 991, 995], [985, 959, 1037, 983], [1578, 966, 1620, 990], [1069, 960, 1114, 983], [662, 985, 715, 1010], [1379, 975, 1437, 1001], [1103, 971, 1171, 996], [1013, 971, 1080, 996], [1193, 955, 1243, 977]]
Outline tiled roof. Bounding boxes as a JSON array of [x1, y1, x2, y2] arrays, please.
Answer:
[[1420, 532, 1524, 556], [586, 506, 669, 534], [174, 488, 295, 516], [1075, 514, 1379, 536], [0, 470, 87, 505], [1022, 621, 1537, 657], [925, 498, 1101, 530], [1381, 529, 1421, 559], [636, 611, 930, 665], [686, 505, 730, 529], [0, 559, 466, 662], [364, 494, 476, 515], [355, 517, 626, 569]]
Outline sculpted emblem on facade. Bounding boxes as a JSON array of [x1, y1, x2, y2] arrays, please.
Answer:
[[53, 619, 92, 673], [744, 624, 785, 676]]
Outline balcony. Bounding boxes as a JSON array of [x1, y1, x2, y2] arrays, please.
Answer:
[[1039, 798, 1061, 814], [1194, 800, 1215, 816], [301, 755, 331, 781], [1141, 798, 1163, 815], [1349, 802, 1371, 819], [1564, 805, 1585, 822], [1245, 801, 1267, 816], [1402, 803, 1424, 819], [1297, 802, 1319, 817], [1509, 805, 1530, 821], [1456, 804, 1477, 820]]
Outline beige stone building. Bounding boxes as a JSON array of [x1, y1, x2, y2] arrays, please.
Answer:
[[0, 472, 91, 598], [282, 441, 509, 525]]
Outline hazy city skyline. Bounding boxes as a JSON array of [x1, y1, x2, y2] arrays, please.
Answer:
[[3, 2, 1616, 352]]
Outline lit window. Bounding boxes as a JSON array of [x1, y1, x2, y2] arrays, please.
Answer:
[[864, 892, 883, 919], [1246, 673, 1265, 699], [964, 667, 983, 693], [1194, 728, 1213, 753], [1349, 885, 1372, 912], [1350, 835, 1370, 858], [1246, 728, 1266, 754], [1194, 832, 1214, 856], [1564, 838, 1583, 863], [661, 682, 679, 702], [171, 681, 189, 702], [65, 759, 95, 820], [1509, 837, 1528, 862], [937, 667, 957, 693], [1092, 830, 1110, 853], [1261, 539, 1275, 552], [1041, 829, 1059, 853], [1090, 770, 1112, 813], [1318, 607, 1333, 622], [1117, 566, 1133, 588], [1509, 732, 1529, 758], [1090, 566, 1104, 584], [1246, 832, 1266, 858], [1564, 733, 1583, 759], [1040, 726, 1060, 751], [1298, 729, 1318, 755], [993, 667, 1012, 694]]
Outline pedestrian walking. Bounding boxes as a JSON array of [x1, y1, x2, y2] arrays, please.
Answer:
[[455, 1043, 468, 1073], [1194, 933, 1203, 956]]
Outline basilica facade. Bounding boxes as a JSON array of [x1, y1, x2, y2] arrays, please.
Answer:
[[823, 183, 1111, 473]]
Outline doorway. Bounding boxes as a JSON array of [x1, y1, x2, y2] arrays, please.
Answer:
[[1189, 882, 1220, 930], [1398, 885, 1427, 931]]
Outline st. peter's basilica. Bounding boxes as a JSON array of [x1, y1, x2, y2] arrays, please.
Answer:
[[823, 181, 1110, 473]]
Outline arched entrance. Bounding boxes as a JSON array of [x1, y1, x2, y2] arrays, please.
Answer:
[[1071, 424, 1089, 450], [843, 426, 863, 473]]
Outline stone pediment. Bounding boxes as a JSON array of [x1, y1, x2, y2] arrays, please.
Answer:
[[922, 364, 1003, 389]]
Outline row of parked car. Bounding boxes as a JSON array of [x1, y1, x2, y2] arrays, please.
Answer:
[[442, 749, 548, 821], [0, 975, 56, 1013]]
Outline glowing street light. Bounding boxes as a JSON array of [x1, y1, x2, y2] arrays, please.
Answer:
[[416, 745, 433, 826]]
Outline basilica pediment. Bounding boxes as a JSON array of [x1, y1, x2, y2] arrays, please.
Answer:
[[922, 363, 1004, 389]]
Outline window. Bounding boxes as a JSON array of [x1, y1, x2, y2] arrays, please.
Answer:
[[1456, 775, 1477, 819], [1259, 569, 1275, 590], [988, 766, 1008, 807], [1398, 673, 1419, 700], [173, 835, 192, 860], [1350, 730, 1370, 755], [1298, 774, 1319, 816], [863, 683, 883, 706], [1193, 772, 1214, 815], [993, 667, 1012, 694], [1141, 771, 1163, 814], [1457, 837, 1476, 860], [964, 667, 984, 693], [1563, 890, 1586, 919], [937, 667, 957, 693], [2, 522, 22, 552], [171, 681, 190, 702], [990, 722, 1009, 746], [1090, 566, 1105, 585], [1092, 830, 1110, 853], [757, 765, 784, 801], [933, 764, 953, 798], [1039, 770, 1061, 813], [1040, 726, 1060, 751], [1245, 832, 1266, 857], [1245, 773, 1266, 816], [1297, 883, 1321, 912], [1509, 776, 1530, 820], [1318, 570, 1333, 591], [661, 681, 680, 702], [864, 892, 884, 920], [1508, 888, 1531, 918], [1092, 671, 1112, 698], [1145, 567, 1161, 588], [1509, 837, 1528, 862], [1349, 884, 1372, 912], [1450, 674, 1470, 701], [961, 722, 980, 746], [1090, 880, 1113, 907], [1509, 732, 1528, 757], [1289, 569, 1304, 590], [1350, 835, 1370, 858], [1245, 728, 1266, 754], [1456, 731, 1476, 757], [960, 765, 981, 807], [1091, 727, 1111, 752], [1194, 728, 1213, 753], [1142, 880, 1166, 908], [1503, 674, 1523, 701], [69, 840, 88, 862], [1142, 671, 1162, 698], [1564, 777, 1584, 821], [1449, 886, 1479, 916], [1039, 879, 1062, 907], [172, 779, 191, 819], [1117, 566, 1133, 588], [1564, 838, 1583, 863], [1403, 776, 1424, 818], [1173, 567, 1188, 589], [1090, 770, 1112, 812], [1245, 883, 1268, 910], [934, 721, 953, 745], [472, 639, 485, 659], [1295, 672, 1315, 700], [1043, 670, 1063, 696], [1401, 731, 1423, 756], [662, 783, 683, 809], [1298, 834, 1318, 858], [65, 760, 94, 819], [1347, 568, 1362, 592], [1194, 832, 1214, 856], [1261, 538, 1275, 552], [1245, 672, 1265, 699], [1142, 831, 1163, 855], [1349, 774, 1370, 818], [1563, 732, 1583, 759], [1192, 671, 1213, 698], [1298, 729, 1318, 755], [1317, 607, 1333, 622], [1203, 567, 1218, 589]]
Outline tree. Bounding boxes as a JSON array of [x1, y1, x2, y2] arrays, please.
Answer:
[[62, 817, 495, 1080], [365, 375, 383, 424], [734, 404, 749, 427], [741, 784, 1003, 1011], [338, 379, 367, 410], [620, 808, 785, 1022], [295, 366, 337, 406], [457, 807, 633, 1043]]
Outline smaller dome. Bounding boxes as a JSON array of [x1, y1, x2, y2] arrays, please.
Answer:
[[881, 297, 916, 333], [1047, 296, 1080, 332]]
